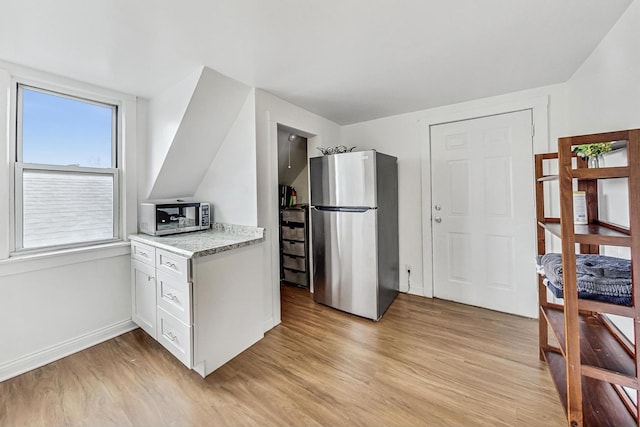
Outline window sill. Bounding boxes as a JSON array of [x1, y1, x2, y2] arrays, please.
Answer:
[[0, 241, 131, 277]]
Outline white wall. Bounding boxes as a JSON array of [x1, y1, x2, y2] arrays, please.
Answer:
[[342, 84, 569, 297], [0, 61, 140, 381], [146, 68, 202, 199], [564, 0, 640, 338], [149, 67, 252, 200], [566, 0, 640, 135], [291, 166, 309, 205], [0, 253, 132, 381], [255, 89, 342, 330], [277, 128, 308, 187], [194, 91, 258, 226]]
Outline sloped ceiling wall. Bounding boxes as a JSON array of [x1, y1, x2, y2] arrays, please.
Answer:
[[277, 127, 307, 185], [147, 66, 252, 199]]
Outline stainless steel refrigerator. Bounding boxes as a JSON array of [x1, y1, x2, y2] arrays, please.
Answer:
[[310, 150, 399, 321]]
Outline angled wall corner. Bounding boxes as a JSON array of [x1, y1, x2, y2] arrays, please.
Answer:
[[194, 90, 257, 226], [147, 67, 252, 200], [146, 66, 203, 199]]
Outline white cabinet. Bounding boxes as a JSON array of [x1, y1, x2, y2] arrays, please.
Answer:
[[157, 270, 192, 324], [131, 243, 193, 368], [130, 235, 265, 378], [157, 306, 192, 367], [131, 240, 156, 265], [131, 260, 157, 339]]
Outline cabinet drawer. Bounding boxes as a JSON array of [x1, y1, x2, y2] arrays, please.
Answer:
[[282, 209, 306, 224], [281, 226, 305, 242], [157, 307, 192, 368], [131, 241, 156, 267], [283, 269, 307, 286], [157, 271, 192, 325], [282, 254, 306, 272], [282, 240, 305, 257], [156, 249, 190, 282]]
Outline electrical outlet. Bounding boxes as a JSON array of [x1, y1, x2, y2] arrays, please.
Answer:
[[406, 264, 412, 274]]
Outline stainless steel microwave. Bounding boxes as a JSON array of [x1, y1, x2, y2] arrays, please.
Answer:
[[139, 200, 211, 236]]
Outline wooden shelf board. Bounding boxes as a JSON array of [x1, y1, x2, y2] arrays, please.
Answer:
[[560, 129, 632, 145], [539, 222, 562, 239], [542, 307, 636, 379], [571, 166, 629, 180], [538, 174, 559, 182], [539, 222, 631, 246], [537, 152, 560, 160], [543, 350, 637, 427], [578, 299, 637, 318], [540, 306, 566, 358]]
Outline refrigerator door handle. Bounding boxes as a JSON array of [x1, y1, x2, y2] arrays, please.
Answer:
[[312, 206, 375, 213]]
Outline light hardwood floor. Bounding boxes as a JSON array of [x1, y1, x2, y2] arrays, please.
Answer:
[[0, 286, 566, 426]]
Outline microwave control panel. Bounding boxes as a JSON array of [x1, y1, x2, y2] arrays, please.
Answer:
[[202, 204, 210, 226]]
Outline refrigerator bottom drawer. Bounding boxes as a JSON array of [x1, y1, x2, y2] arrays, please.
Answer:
[[283, 269, 307, 286]]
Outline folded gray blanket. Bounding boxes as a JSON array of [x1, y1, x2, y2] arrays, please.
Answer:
[[537, 253, 631, 298]]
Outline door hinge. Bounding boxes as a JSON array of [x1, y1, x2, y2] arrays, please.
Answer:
[[531, 124, 535, 137]]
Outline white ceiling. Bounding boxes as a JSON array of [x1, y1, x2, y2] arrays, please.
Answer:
[[0, 0, 633, 125]]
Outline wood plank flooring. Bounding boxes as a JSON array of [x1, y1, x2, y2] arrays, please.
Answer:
[[0, 286, 566, 426]]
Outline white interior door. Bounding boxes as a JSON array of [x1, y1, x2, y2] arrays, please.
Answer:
[[430, 110, 537, 318]]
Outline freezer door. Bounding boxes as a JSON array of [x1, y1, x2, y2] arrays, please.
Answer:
[[312, 207, 378, 319], [310, 151, 377, 208]]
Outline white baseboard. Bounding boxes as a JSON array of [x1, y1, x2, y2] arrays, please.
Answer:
[[400, 283, 428, 297], [0, 319, 137, 382], [263, 316, 280, 333]]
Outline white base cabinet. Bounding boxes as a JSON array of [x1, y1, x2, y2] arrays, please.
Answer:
[[130, 239, 264, 377], [131, 261, 157, 339]]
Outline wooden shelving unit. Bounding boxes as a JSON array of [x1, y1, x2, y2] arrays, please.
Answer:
[[536, 128, 640, 427], [279, 206, 310, 288]]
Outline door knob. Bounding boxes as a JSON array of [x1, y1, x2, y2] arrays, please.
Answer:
[[434, 217, 442, 223], [434, 204, 442, 211]]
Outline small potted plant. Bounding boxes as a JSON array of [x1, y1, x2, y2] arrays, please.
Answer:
[[571, 142, 612, 168]]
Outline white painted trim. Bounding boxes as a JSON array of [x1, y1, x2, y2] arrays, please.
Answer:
[[266, 112, 282, 328], [264, 117, 319, 329], [0, 241, 130, 277], [0, 69, 10, 260], [0, 61, 138, 260], [0, 319, 137, 382], [401, 282, 425, 297], [263, 317, 280, 333], [418, 95, 550, 299], [0, 60, 136, 103]]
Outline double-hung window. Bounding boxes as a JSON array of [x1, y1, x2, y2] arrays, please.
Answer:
[[14, 84, 119, 252]]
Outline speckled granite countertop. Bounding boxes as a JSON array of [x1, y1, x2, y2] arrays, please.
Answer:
[[129, 223, 264, 258]]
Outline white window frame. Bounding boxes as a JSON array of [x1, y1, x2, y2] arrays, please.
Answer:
[[11, 82, 122, 254]]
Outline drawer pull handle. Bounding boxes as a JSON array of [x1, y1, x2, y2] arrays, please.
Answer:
[[165, 292, 179, 302], [165, 261, 178, 270], [138, 251, 147, 257], [166, 331, 178, 342], [147, 275, 155, 282]]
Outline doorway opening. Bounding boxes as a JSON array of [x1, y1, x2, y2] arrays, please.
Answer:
[[276, 124, 311, 295]]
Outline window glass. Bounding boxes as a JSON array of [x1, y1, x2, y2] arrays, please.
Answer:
[[22, 170, 114, 248], [21, 87, 114, 168], [15, 84, 118, 251]]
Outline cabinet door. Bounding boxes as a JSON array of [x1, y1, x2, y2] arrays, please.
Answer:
[[131, 259, 157, 339]]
